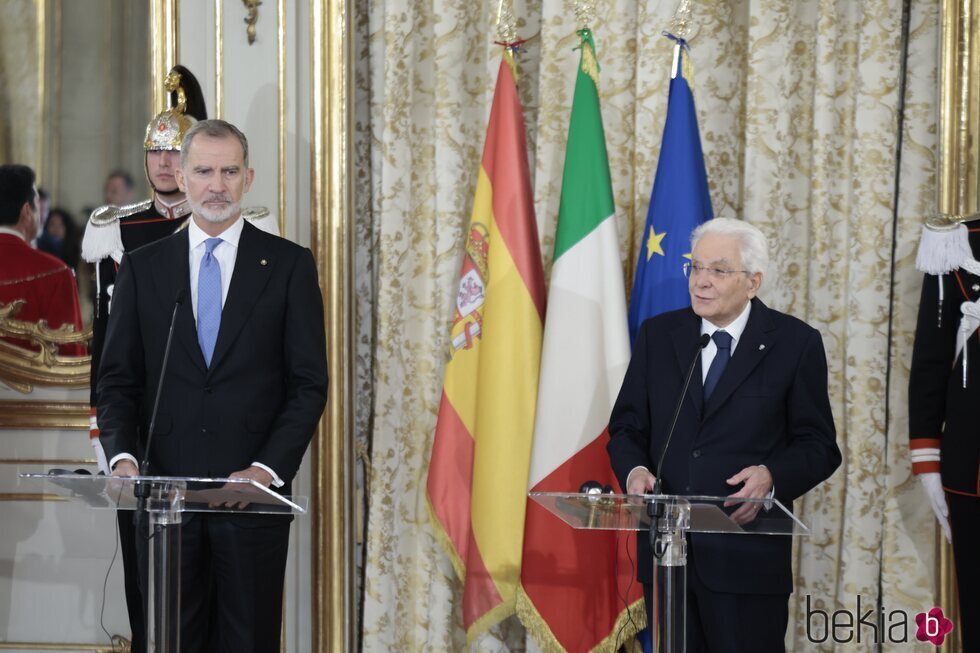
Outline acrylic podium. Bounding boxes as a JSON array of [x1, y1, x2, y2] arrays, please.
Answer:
[[529, 492, 807, 653], [20, 472, 307, 652]]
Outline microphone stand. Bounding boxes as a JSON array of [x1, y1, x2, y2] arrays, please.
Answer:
[[649, 333, 709, 555], [133, 289, 185, 652], [645, 333, 709, 653]]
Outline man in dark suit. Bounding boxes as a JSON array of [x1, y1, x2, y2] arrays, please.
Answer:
[[607, 217, 840, 652], [97, 119, 328, 651]]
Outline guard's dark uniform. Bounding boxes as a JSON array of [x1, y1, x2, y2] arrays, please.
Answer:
[[909, 219, 980, 651], [87, 198, 192, 410]]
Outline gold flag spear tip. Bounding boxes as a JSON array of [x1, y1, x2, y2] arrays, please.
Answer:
[[495, 0, 518, 45], [670, 0, 694, 41], [574, 0, 597, 31]]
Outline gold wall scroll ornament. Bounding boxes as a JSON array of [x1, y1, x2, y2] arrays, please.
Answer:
[[310, 0, 356, 649], [243, 0, 262, 45], [0, 301, 91, 394]]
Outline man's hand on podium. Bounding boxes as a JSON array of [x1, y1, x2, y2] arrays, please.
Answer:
[[626, 467, 657, 495], [217, 466, 274, 509], [111, 460, 139, 477], [724, 465, 773, 525]]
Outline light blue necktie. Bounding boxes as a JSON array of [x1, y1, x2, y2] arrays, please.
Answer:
[[197, 238, 223, 366], [703, 330, 732, 401]]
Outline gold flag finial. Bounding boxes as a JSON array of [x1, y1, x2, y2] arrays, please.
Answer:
[[574, 0, 597, 30], [496, 0, 517, 44], [670, 0, 694, 40]]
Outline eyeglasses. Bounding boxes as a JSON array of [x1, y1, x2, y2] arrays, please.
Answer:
[[683, 262, 750, 280]]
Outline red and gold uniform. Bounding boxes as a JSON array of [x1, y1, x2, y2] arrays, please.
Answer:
[[0, 227, 84, 355]]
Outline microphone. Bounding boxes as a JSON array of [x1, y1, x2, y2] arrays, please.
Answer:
[[135, 288, 186, 497], [649, 332, 710, 550]]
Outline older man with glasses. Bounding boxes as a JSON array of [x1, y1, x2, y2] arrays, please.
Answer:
[[607, 217, 842, 652]]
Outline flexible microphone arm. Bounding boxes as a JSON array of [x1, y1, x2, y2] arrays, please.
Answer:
[[136, 288, 187, 488], [649, 332, 710, 552], [652, 332, 710, 495]]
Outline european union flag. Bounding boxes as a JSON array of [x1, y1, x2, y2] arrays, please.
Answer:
[[628, 41, 713, 344]]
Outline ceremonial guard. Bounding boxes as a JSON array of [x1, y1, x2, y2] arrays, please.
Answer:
[[909, 216, 980, 652], [80, 65, 206, 653]]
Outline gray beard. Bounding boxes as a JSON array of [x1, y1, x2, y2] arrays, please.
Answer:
[[189, 197, 240, 224]]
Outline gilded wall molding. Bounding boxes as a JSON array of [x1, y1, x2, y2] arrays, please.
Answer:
[[937, 2, 972, 650], [0, 641, 130, 652], [150, 0, 179, 112], [0, 401, 89, 430], [939, 0, 980, 216], [310, 0, 356, 650]]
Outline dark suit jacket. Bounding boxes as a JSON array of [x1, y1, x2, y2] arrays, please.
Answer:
[[96, 220, 328, 496], [607, 298, 840, 594]]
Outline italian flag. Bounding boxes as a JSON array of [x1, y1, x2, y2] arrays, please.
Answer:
[[516, 29, 644, 651], [426, 51, 546, 643]]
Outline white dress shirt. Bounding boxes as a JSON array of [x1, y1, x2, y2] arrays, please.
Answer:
[[188, 216, 242, 318], [699, 301, 752, 382], [110, 216, 283, 488]]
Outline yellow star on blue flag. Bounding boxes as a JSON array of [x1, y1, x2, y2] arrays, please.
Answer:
[[647, 225, 667, 261], [646, 227, 666, 260]]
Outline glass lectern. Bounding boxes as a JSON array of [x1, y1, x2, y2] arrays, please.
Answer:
[[529, 492, 807, 653], [20, 472, 307, 652]]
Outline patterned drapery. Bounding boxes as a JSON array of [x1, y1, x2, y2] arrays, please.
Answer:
[[357, 1, 941, 650]]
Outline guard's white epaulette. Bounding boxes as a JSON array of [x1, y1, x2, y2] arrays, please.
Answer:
[[243, 206, 280, 237], [915, 219, 973, 275], [173, 206, 279, 237], [81, 199, 153, 264]]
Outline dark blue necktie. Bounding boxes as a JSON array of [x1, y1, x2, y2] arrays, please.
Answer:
[[703, 330, 732, 401]]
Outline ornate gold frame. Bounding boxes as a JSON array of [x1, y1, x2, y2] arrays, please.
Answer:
[[0, 301, 91, 394], [310, 0, 356, 650], [937, 2, 973, 650]]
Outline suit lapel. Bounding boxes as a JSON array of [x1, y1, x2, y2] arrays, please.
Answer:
[[150, 229, 206, 373], [671, 310, 705, 418], [209, 221, 273, 371], [703, 298, 775, 419]]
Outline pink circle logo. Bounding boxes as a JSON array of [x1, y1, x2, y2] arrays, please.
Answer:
[[914, 607, 954, 646]]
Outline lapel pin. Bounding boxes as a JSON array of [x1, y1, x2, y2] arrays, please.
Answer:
[[973, 284, 979, 292], [759, 344, 765, 351], [260, 259, 268, 266]]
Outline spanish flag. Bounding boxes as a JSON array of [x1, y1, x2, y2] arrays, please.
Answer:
[[517, 29, 644, 652], [426, 49, 545, 642]]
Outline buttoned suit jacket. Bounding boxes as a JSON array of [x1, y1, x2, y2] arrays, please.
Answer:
[[96, 219, 328, 497], [607, 298, 840, 594]]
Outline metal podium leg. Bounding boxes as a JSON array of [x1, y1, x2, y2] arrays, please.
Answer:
[[653, 502, 689, 653], [146, 484, 184, 653]]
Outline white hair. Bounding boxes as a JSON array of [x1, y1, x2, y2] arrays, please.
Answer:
[[690, 217, 769, 276]]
